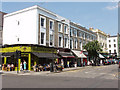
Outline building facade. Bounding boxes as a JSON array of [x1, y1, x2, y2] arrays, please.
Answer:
[[90, 28, 108, 53], [2, 5, 97, 71], [107, 35, 118, 57], [0, 11, 6, 46]]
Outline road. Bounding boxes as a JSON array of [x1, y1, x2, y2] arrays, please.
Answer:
[[1, 64, 119, 88]]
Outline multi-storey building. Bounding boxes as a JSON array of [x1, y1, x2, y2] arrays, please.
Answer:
[[118, 33, 120, 57], [0, 11, 6, 46], [90, 28, 108, 53], [107, 35, 118, 57], [1, 5, 97, 71]]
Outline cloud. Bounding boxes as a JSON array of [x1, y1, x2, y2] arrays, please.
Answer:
[[106, 4, 118, 10]]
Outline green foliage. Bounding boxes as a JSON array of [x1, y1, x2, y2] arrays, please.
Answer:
[[83, 40, 102, 58]]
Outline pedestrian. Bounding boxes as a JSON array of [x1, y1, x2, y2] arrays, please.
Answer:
[[7, 64, 10, 71], [20, 62, 23, 71], [11, 64, 14, 71], [61, 60, 64, 69], [67, 61, 69, 68], [23, 60, 27, 71], [74, 62, 77, 68]]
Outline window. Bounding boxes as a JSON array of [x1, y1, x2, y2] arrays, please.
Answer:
[[64, 38, 68, 48], [50, 21, 53, 30], [114, 44, 116, 48], [105, 44, 107, 48], [64, 25, 67, 34], [41, 33, 44, 44], [70, 38, 73, 49], [58, 23, 62, 32], [114, 39, 116, 42], [109, 44, 111, 48], [41, 18, 45, 27], [70, 28, 73, 36], [109, 40, 111, 42], [74, 38, 77, 49], [59, 37, 61, 47], [114, 50, 116, 53], [74, 29, 77, 37], [83, 40, 85, 46], [79, 32, 82, 38], [109, 50, 111, 53], [79, 39, 82, 50], [50, 34, 53, 46]]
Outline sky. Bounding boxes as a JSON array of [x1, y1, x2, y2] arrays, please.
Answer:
[[1, 2, 118, 35]]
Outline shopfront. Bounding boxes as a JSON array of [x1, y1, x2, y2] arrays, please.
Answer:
[[0, 44, 58, 71], [71, 50, 87, 67], [57, 48, 75, 68]]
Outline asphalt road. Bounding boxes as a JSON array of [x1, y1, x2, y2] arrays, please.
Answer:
[[2, 64, 119, 88]]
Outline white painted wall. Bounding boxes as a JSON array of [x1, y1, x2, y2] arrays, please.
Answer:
[[3, 8, 38, 45], [107, 36, 118, 55]]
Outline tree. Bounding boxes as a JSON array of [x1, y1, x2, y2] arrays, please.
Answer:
[[83, 40, 102, 66]]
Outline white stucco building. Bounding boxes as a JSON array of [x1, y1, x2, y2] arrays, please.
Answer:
[[107, 35, 118, 56], [3, 5, 70, 48], [90, 28, 108, 53]]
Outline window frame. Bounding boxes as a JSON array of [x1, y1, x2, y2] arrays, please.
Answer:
[[40, 16, 46, 28], [41, 32, 45, 45], [49, 20, 54, 30], [58, 23, 62, 32]]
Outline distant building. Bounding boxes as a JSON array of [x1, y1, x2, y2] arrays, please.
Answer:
[[107, 35, 118, 57], [90, 28, 108, 53], [0, 11, 7, 46]]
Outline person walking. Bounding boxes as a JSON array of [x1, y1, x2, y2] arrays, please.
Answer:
[[20, 62, 23, 71], [23, 60, 27, 71], [67, 61, 69, 68]]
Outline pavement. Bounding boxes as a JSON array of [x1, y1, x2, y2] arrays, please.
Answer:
[[1, 65, 93, 75], [2, 64, 119, 88]]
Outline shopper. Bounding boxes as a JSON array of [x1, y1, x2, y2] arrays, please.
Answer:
[[67, 61, 69, 68], [20, 62, 23, 71], [23, 60, 27, 71]]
